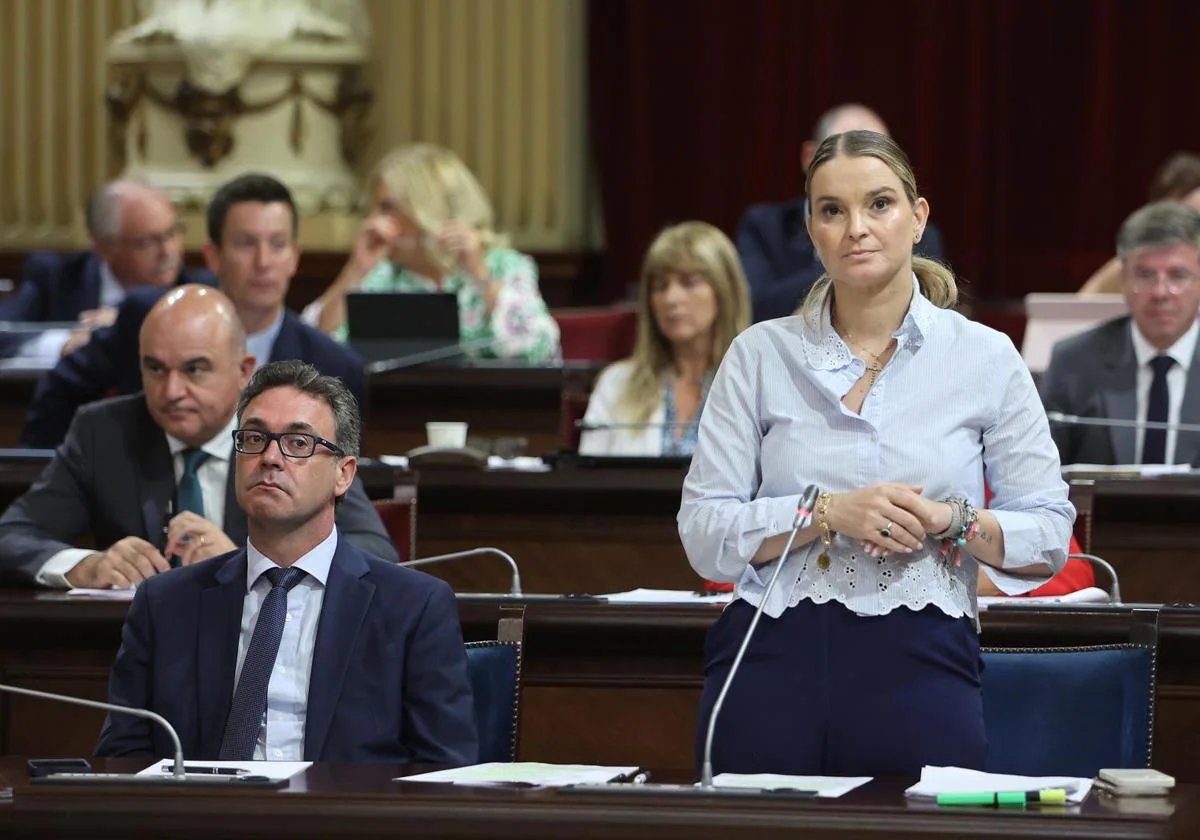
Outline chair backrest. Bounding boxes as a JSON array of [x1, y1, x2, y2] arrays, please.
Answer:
[[372, 487, 417, 562], [464, 607, 524, 762], [553, 305, 638, 362], [981, 643, 1156, 777]]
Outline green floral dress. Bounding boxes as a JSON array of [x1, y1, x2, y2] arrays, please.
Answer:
[[333, 248, 561, 362]]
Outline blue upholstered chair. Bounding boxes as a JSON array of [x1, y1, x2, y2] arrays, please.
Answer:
[[981, 642, 1156, 777], [464, 607, 524, 762]]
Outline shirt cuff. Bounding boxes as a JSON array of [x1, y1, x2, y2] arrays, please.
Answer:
[[989, 508, 1070, 575], [36, 548, 97, 589], [979, 562, 1046, 596]]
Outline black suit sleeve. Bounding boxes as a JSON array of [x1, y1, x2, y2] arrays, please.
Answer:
[[335, 476, 399, 563], [0, 409, 100, 585], [400, 579, 479, 765], [95, 583, 157, 756], [737, 209, 809, 322], [0, 254, 54, 321], [19, 310, 133, 448]]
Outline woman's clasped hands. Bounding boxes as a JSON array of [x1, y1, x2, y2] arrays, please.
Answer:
[[823, 483, 954, 559]]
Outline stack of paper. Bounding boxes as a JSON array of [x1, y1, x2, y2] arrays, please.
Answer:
[[401, 762, 640, 786], [137, 759, 312, 782], [906, 766, 1094, 804], [67, 587, 136, 600], [712, 773, 871, 798], [978, 586, 1111, 608], [599, 588, 733, 604]]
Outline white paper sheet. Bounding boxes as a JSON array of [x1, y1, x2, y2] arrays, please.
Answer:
[[1064, 463, 1194, 477], [978, 586, 1111, 608], [137, 759, 311, 782], [712, 773, 871, 798], [400, 762, 640, 786], [905, 766, 1094, 804], [599, 588, 733, 604], [66, 587, 136, 600]]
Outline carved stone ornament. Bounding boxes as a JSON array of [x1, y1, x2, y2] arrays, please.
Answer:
[[105, 0, 372, 212]]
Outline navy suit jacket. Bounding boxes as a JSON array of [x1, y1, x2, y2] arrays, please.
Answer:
[[20, 285, 366, 449], [0, 252, 214, 357], [736, 196, 945, 322], [95, 538, 478, 763]]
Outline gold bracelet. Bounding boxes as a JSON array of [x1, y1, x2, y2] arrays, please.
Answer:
[[816, 492, 834, 570]]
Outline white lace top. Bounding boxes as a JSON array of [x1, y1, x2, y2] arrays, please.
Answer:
[[678, 279, 1075, 624]]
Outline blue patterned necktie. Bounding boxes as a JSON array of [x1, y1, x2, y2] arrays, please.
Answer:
[[1142, 354, 1176, 465], [218, 567, 307, 760], [177, 448, 210, 517]]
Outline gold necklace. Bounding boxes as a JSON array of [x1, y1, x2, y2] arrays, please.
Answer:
[[834, 318, 894, 391]]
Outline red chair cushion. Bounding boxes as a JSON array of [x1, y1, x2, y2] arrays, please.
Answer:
[[553, 305, 638, 362]]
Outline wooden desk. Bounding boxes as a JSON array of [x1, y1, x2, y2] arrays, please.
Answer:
[[362, 361, 601, 457], [0, 372, 39, 448], [0, 594, 1197, 784], [1069, 476, 1200, 603], [0, 758, 1195, 840]]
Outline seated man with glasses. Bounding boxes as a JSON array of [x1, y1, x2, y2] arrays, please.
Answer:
[[20, 173, 365, 450], [1041, 201, 1200, 466], [97, 358, 478, 764], [0, 179, 212, 361], [0, 285, 395, 590]]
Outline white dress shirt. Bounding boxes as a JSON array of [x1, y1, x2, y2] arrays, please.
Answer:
[[578, 361, 667, 456], [20, 261, 126, 363], [36, 413, 238, 588], [245, 309, 285, 372], [678, 277, 1074, 622], [1130, 319, 1198, 465], [234, 528, 337, 761]]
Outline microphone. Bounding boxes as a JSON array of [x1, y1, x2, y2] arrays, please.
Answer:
[[699, 483, 821, 788], [1069, 553, 1122, 605], [0, 682, 184, 779], [1046, 410, 1200, 434], [402, 547, 523, 595], [365, 336, 498, 375]]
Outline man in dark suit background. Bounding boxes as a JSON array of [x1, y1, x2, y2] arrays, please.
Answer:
[[0, 180, 211, 360], [20, 174, 366, 449], [0, 286, 395, 589], [736, 103, 945, 322], [1041, 201, 1200, 466], [96, 359, 477, 764]]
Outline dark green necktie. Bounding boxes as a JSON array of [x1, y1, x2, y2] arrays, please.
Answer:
[[177, 448, 210, 518]]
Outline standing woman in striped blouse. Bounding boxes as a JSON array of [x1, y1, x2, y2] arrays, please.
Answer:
[[678, 130, 1074, 777]]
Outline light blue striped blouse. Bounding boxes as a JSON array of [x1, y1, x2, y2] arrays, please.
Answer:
[[677, 278, 1074, 622]]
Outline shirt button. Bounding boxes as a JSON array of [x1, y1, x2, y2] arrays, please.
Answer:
[[285, 613, 292, 622], [273, 749, 283, 758], [277, 666, 286, 674]]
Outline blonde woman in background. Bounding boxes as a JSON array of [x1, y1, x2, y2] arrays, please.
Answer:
[[307, 143, 561, 361], [579, 222, 751, 456]]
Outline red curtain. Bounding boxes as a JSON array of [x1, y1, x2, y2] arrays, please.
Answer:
[[588, 0, 1200, 302]]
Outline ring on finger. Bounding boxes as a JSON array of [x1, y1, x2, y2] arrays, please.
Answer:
[[199, 535, 208, 547], [878, 522, 893, 539]]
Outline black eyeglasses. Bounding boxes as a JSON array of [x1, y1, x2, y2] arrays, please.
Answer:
[[232, 429, 345, 459]]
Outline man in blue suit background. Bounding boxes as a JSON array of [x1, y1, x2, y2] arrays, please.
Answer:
[[736, 104, 945, 322], [0, 180, 212, 360], [21, 174, 366, 449], [97, 360, 478, 763]]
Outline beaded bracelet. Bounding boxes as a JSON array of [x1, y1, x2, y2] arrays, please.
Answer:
[[816, 492, 835, 571], [937, 498, 978, 567]]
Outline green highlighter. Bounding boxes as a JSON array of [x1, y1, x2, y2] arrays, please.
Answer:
[[936, 789, 1069, 807]]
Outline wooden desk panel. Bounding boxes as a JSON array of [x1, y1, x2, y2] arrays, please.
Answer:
[[1, 594, 1198, 785], [362, 363, 601, 458], [0, 758, 1196, 840]]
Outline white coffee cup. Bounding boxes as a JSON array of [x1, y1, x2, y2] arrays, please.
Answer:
[[426, 421, 468, 449]]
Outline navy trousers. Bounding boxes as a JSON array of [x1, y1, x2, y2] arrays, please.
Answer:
[[697, 598, 987, 776]]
